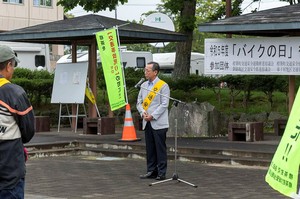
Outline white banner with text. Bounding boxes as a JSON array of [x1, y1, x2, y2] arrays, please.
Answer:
[[205, 37, 300, 75]]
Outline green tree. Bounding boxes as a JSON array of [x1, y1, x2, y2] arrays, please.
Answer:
[[57, 0, 128, 13], [57, 0, 245, 79], [194, 0, 231, 53], [162, 0, 243, 78], [162, 0, 197, 79], [57, 0, 197, 79]]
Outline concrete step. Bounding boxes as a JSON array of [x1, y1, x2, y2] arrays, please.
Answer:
[[76, 142, 274, 159], [26, 141, 273, 167]]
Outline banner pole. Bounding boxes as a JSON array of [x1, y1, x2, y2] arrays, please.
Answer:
[[115, 26, 128, 104]]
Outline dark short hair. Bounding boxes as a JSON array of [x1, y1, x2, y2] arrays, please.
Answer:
[[147, 61, 160, 73], [0, 59, 13, 71]]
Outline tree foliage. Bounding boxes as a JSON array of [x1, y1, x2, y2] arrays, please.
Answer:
[[57, 0, 243, 79], [206, 0, 242, 21], [161, 0, 197, 79], [57, 0, 128, 13], [163, 0, 197, 31]]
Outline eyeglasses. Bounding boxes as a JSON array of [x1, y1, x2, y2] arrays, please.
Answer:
[[144, 69, 156, 73]]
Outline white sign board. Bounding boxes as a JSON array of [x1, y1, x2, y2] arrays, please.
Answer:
[[51, 62, 88, 104], [205, 37, 300, 75], [143, 13, 175, 48]]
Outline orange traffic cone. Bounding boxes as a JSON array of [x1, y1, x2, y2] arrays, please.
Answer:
[[119, 104, 141, 142]]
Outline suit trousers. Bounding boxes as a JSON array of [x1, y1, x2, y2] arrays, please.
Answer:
[[145, 122, 168, 176], [0, 178, 24, 199]]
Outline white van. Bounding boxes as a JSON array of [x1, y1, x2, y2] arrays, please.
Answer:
[[57, 49, 153, 69], [153, 52, 205, 75], [0, 41, 51, 72]]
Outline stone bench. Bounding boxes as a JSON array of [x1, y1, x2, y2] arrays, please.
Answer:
[[35, 116, 50, 132], [83, 117, 115, 135], [274, 119, 287, 136], [228, 122, 264, 142]]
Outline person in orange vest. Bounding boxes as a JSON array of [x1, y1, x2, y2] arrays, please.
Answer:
[[137, 61, 170, 181], [0, 45, 35, 199]]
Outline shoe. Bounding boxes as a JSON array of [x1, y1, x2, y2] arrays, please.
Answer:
[[156, 175, 166, 180], [140, 171, 157, 179]]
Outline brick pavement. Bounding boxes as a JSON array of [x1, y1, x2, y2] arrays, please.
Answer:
[[25, 156, 286, 199]]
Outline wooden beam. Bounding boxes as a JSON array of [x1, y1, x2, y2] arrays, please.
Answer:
[[289, 75, 295, 114], [226, 0, 232, 38], [71, 43, 78, 131], [88, 39, 97, 118]]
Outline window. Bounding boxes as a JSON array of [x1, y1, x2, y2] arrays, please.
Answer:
[[136, 57, 146, 68], [33, 0, 52, 7], [35, 55, 46, 67], [3, 0, 23, 4]]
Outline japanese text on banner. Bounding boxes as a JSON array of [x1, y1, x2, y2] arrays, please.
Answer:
[[95, 28, 126, 111], [265, 87, 300, 198], [205, 37, 300, 75]]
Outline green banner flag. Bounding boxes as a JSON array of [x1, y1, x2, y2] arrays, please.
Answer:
[[95, 28, 126, 111], [265, 87, 300, 198]]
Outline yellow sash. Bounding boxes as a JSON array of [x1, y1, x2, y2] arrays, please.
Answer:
[[142, 80, 166, 111], [0, 78, 10, 87]]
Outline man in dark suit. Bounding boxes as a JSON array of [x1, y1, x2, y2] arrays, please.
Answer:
[[137, 61, 170, 180]]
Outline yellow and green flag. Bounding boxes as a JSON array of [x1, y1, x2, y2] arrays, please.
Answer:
[[95, 28, 126, 111], [265, 87, 300, 198], [85, 86, 96, 105]]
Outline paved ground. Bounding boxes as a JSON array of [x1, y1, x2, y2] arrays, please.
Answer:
[[25, 156, 286, 199], [23, 129, 287, 199]]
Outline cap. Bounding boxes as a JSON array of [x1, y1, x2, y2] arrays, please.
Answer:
[[0, 45, 20, 63]]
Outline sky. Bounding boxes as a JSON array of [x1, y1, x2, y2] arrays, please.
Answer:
[[69, 0, 161, 21], [241, 0, 289, 14], [69, 0, 290, 21]]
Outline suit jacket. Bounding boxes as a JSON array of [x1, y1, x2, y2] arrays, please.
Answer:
[[136, 77, 170, 130]]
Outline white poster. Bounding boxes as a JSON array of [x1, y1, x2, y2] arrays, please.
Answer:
[[205, 37, 300, 75], [51, 62, 88, 104]]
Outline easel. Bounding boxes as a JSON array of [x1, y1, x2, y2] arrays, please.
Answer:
[[51, 62, 89, 133], [57, 103, 86, 133]]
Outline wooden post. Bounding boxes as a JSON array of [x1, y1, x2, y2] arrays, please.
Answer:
[[88, 40, 97, 118], [226, 0, 232, 38], [226, 0, 231, 18], [289, 75, 295, 114], [71, 43, 77, 131]]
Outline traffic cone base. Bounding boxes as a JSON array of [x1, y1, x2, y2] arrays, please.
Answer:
[[119, 104, 141, 142]]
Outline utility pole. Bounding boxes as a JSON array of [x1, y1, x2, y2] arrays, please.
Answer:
[[115, 6, 118, 19], [226, 0, 232, 38]]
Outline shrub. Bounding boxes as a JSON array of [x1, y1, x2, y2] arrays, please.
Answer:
[[11, 69, 53, 110]]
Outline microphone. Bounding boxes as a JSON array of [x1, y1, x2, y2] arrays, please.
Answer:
[[134, 78, 145, 88]]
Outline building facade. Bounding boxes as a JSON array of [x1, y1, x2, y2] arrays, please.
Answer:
[[0, 0, 64, 68]]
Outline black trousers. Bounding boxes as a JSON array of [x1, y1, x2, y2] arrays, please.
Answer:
[[144, 122, 168, 176]]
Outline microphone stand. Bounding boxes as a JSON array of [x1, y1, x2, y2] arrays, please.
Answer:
[[137, 84, 197, 188]]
